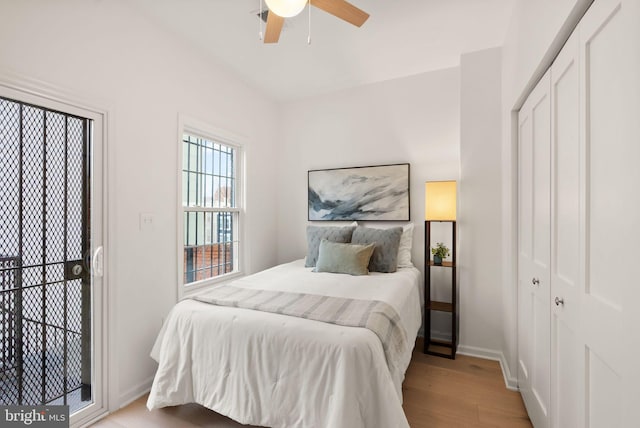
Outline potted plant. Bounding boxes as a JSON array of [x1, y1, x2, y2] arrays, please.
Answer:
[[431, 242, 450, 265]]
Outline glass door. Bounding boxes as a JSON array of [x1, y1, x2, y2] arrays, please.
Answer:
[[0, 89, 105, 425]]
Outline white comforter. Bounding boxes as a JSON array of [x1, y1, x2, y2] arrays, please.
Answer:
[[147, 259, 422, 428]]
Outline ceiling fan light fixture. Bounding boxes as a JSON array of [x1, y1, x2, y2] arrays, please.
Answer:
[[265, 0, 307, 18]]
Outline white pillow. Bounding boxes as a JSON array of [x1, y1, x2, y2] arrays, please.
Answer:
[[396, 223, 414, 268]]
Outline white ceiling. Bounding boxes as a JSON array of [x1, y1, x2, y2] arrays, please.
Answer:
[[127, 0, 515, 101]]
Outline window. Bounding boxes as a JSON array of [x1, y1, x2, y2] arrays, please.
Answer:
[[180, 130, 241, 288]]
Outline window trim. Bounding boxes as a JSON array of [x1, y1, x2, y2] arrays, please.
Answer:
[[176, 114, 245, 299]]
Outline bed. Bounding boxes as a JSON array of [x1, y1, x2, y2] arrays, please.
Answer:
[[147, 257, 421, 428]]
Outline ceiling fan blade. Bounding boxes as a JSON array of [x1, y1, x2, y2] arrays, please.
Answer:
[[311, 0, 369, 27], [264, 11, 285, 43]]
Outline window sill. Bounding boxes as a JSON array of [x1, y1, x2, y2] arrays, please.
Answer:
[[180, 271, 244, 300]]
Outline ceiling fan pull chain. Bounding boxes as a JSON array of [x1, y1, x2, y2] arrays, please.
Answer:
[[259, 0, 264, 40], [308, 0, 312, 45]]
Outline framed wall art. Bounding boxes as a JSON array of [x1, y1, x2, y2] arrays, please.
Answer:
[[308, 163, 410, 221]]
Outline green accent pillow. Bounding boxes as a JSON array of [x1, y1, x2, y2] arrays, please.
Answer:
[[314, 239, 376, 276]]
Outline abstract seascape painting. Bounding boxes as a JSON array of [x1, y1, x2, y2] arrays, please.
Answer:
[[308, 164, 410, 221]]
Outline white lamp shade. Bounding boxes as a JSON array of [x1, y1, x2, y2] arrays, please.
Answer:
[[265, 0, 308, 18], [425, 181, 457, 221]]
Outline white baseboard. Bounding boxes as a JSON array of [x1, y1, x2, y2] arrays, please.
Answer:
[[457, 344, 519, 391], [499, 353, 518, 391], [118, 375, 154, 409]]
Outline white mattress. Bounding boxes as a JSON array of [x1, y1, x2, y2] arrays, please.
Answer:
[[147, 259, 422, 428]]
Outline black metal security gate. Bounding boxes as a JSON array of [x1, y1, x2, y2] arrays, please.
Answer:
[[0, 96, 92, 413]]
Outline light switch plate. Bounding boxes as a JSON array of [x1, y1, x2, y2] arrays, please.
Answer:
[[140, 213, 155, 231]]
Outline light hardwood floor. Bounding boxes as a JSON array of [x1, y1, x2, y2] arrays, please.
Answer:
[[92, 342, 531, 428]]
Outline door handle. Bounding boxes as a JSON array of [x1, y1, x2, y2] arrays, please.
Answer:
[[555, 297, 564, 306], [531, 277, 540, 286], [92, 246, 104, 277]]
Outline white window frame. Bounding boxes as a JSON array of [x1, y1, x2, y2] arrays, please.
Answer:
[[177, 115, 245, 298]]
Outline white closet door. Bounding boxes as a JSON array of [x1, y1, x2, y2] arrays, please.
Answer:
[[518, 70, 551, 428], [550, 30, 583, 428], [579, 0, 640, 426]]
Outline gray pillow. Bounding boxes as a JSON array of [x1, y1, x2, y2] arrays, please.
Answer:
[[305, 225, 356, 267], [314, 240, 375, 276], [351, 226, 403, 273]]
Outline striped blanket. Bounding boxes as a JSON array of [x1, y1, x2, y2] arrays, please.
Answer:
[[192, 285, 408, 373]]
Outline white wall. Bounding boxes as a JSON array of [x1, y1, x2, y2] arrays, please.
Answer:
[[0, 0, 280, 407], [276, 68, 460, 263], [276, 68, 460, 334], [500, 0, 592, 385], [458, 48, 504, 357], [275, 53, 515, 360]]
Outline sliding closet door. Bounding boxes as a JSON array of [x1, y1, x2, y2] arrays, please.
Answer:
[[517, 70, 551, 428], [550, 30, 583, 428], [578, 0, 639, 425]]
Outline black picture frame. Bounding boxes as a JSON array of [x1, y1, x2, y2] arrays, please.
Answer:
[[308, 163, 410, 221]]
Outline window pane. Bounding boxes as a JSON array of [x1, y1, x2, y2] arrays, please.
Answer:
[[188, 172, 198, 206], [182, 140, 189, 171], [213, 150, 220, 176], [182, 172, 188, 206], [204, 212, 212, 245], [229, 178, 235, 207], [197, 211, 205, 245], [203, 175, 212, 207], [183, 209, 237, 284], [183, 135, 236, 208], [187, 211, 197, 246], [198, 172, 205, 206], [220, 152, 228, 176], [188, 141, 198, 172], [184, 212, 188, 246], [224, 177, 232, 207], [182, 132, 238, 285], [203, 147, 211, 174]]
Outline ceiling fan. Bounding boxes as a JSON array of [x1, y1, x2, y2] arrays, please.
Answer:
[[263, 0, 370, 43]]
